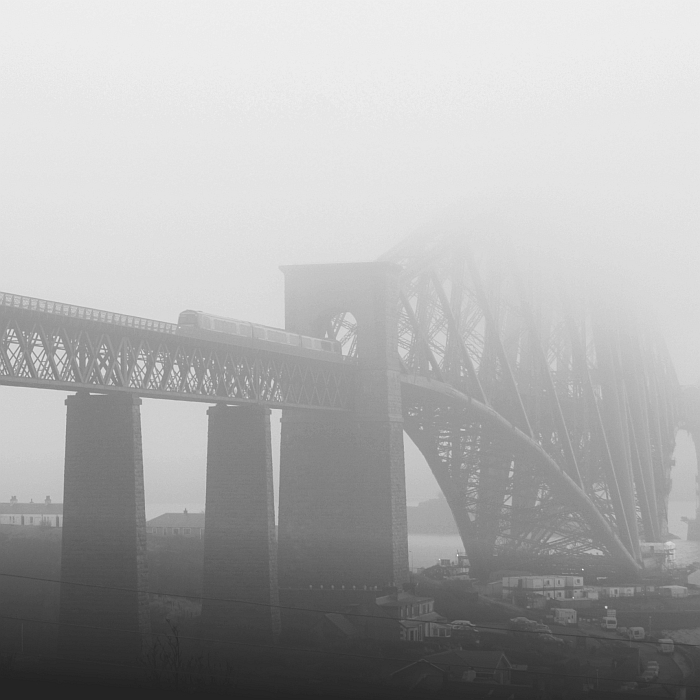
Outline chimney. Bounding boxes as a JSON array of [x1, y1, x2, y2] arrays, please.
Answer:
[[10, 496, 17, 505], [45, 496, 51, 505]]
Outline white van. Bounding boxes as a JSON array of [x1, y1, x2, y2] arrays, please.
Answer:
[[601, 617, 618, 630]]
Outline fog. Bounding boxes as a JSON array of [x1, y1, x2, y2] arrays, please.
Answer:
[[1, 2, 698, 516]]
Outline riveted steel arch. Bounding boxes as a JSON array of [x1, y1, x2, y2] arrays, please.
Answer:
[[329, 230, 680, 570]]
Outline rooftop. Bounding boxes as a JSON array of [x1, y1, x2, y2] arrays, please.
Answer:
[[426, 649, 512, 670], [147, 512, 205, 528], [0, 499, 62, 515], [375, 591, 434, 607]]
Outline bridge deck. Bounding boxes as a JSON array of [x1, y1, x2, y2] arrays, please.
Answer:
[[0, 291, 354, 410]]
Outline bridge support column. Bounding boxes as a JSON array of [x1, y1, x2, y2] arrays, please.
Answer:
[[58, 392, 150, 663], [200, 404, 280, 646], [278, 262, 409, 591]]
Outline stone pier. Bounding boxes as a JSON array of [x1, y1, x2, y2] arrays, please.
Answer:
[[58, 392, 150, 663], [278, 263, 409, 591], [200, 404, 280, 646]]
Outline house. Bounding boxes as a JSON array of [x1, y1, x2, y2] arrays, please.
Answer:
[[424, 649, 513, 685], [659, 585, 687, 598], [640, 541, 676, 570], [572, 586, 599, 600], [375, 590, 452, 641], [321, 589, 451, 643], [0, 496, 62, 527], [687, 568, 700, 587], [389, 659, 450, 692], [146, 510, 205, 538], [421, 554, 472, 582], [502, 575, 584, 602]]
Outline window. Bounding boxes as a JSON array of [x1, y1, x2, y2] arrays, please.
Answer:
[[184, 528, 191, 535], [173, 528, 180, 535], [29, 517, 33, 524]]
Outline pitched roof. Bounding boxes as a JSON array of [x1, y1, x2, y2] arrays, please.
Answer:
[[375, 591, 434, 607], [0, 503, 63, 515], [147, 512, 205, 528], [324, 613, 358, 637], [425, 649, 511, 670]]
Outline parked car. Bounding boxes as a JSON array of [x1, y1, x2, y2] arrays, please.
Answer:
[[640, 668, 659, 684], [449, 619, 478, 630], [538, 633, 565, 647], [643, 661, 660, 680], [508, 617, 539, 630], [534, 623, 551, 634]]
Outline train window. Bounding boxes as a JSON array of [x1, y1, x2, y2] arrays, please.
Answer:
[[301, 337, 314, 349], [267, 330, 288, 344]]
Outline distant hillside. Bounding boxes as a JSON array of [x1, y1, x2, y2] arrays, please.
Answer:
[[407, 495, 460, 535]]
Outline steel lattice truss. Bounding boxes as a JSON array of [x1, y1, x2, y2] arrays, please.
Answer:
[[336, 231, 679, 571], [0, 294, 353, 410]]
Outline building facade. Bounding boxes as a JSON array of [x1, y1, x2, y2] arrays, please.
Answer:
[[502, 575, 584, 601], [0, 496, 62, 527], [146, 511, 205, 538], [375, 590, 451, 641]]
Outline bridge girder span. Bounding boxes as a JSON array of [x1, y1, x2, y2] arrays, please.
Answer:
[[331, 231, 679, 570]]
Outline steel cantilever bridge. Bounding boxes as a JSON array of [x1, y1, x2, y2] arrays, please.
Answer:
[[0, 230, 680, 576]]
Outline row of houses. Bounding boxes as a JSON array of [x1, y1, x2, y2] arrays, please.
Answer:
[[497, 574, 689, 604], [501, 575, 585, 601], [0, 497, 63, 527], [0, 500, 202, 537]]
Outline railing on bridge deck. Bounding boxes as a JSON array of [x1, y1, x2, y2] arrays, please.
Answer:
[[0, 291, 353, 411]]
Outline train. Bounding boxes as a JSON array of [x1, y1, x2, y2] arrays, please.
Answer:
[[176, 309, 342, 356]]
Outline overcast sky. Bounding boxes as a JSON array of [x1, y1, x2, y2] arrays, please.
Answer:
[[1, 2, 699, 519]]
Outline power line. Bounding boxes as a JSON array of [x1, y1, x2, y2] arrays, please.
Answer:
[[2, 612, 697, 691], [2, 569, 699, 653], [1, 570, 696, 650]]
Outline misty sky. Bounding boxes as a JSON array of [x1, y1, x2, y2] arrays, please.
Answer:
[[1, 2, 699, 518]]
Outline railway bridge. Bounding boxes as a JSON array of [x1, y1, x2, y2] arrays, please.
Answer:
[[0, 230, 681, 660]]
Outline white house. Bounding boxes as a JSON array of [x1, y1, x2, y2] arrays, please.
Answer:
[[502, 575, 584, 601], [0, 496, 62, 527], [375, 591, 451, 642], [659, 585, 687, 598]]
